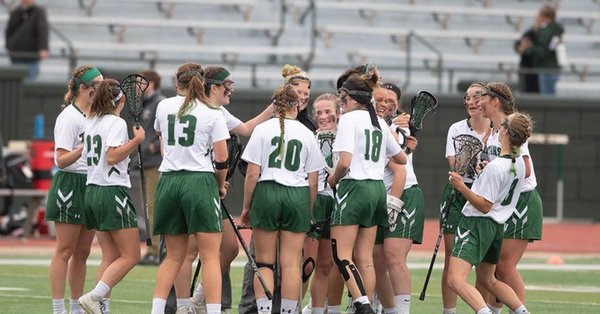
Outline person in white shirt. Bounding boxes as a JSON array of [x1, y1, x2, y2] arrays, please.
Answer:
[[448, 110, 533, 314], [78, 78, 145, 314], [239, 84, 325, 314], [327, 68, 406, 314], [46, 65, 102, 314], [477, 82, 543, 314], [150, 63, 229, 314], [440, 82, 491, 314], [175, 65, 274, 313]]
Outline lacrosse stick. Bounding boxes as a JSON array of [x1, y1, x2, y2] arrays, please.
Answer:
[[419, 134, 482, 300], [221, 201, 273, 300], [121, 74, 151, 246], [403, 90, 438, 154]]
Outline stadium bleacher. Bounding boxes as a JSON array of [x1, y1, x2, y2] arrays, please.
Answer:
[[0, 0, 598, 96]]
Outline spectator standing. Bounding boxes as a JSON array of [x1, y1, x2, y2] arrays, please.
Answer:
[[515, 29, 539, 93], [521, 4, 564, 95], [138, 70, 166, 266], [5, 0, 49, 80]]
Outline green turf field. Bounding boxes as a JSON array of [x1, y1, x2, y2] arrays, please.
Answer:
[[0, 255, 599, 313]]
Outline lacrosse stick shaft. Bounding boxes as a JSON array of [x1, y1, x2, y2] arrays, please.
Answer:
[[221, 201, 273, 300], [137, 143, 152, 246], [190, 257, 202, 297], [420, 189, 455, 300]]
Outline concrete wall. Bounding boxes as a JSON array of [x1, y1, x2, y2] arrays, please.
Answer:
[[9, 82, 600, 221]]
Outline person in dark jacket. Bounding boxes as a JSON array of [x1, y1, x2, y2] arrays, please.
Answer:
[[138, 70, 166, 265], [5, 0, 49, 80], [515, 28, 539, 93], [520, 4, 564, 95]]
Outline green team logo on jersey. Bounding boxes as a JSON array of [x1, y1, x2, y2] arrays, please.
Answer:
[[485, 145, 501, 158], [364, 129, 382, 162], [268, 136, 303, 171]]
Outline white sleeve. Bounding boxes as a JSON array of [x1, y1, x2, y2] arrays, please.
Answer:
[[241, 127, 263, 165], [211, 114, 231, 143], [445, 124, 457, 157], [154, 100, 165, 133], [304, 135, 326, 173], [520, 141, 530, 157], [332, 116, 354, 154], [384, 125, 402, 158], [221, 107, 243, 132], [54, 114, 81, 151], [472, 163, 502, 203], [106, 119, 128, 148]]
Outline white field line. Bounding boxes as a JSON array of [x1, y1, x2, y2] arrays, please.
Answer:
[[1, 258, 600, 271]]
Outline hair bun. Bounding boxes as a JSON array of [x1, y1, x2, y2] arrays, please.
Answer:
[[281, 64, 302, 78]]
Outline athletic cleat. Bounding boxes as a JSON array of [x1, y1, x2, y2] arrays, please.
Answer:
[[353, 302, 376, 314], [190, 292, 207, 314], [175, 305, 197, 314], [100, 299, 110, 314], [78, 293, 103, 314]]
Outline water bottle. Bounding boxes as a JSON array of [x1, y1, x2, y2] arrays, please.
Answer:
[[34, 114, 44, 139]]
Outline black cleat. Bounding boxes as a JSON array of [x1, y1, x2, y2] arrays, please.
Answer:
[[353, 301, 376, 314]]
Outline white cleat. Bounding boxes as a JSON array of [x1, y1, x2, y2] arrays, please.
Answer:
[[190, 292, 207, 314], [78, 293, 103, 314]]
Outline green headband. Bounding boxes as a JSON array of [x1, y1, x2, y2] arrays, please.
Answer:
[[75, 67, 102, 90], [213, 69, 230, 82]]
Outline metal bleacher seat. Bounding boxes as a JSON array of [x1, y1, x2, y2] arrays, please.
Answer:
[[78, 0, 258, 20]]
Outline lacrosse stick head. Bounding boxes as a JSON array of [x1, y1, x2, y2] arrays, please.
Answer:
[[409, 90, 438, 135], [317, 130, 336, 167], [453, 134, 483, 177], [225, 133, 244, 180], [121, 74, 149, 125]]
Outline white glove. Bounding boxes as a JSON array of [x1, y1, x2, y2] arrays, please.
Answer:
[[386, 194, 404, 226]]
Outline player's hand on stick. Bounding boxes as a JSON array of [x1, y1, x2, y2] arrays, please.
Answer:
[[392, 112, 410, 128], [132, 125, 145, 144], [448, 171, 465, 190], [386, 194, 404, 225], [406, 136, 418, 152]]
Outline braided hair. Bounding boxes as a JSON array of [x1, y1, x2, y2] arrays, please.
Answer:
[[272, 84, 300, 156], [503, 112, 533, 175]]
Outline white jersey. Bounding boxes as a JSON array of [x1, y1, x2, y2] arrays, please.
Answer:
[[155, 96, 230, 172], [83, 115, 131, 187], [445, 118, 487, 183], [241, 118, 325, 187], [220, 106, 242, 132], [384, 125, 417, 193], [485, 130, 537, 191], [462, 155, 526, 224], [53, 104, 87, 173], [333, 110, 401, 181]]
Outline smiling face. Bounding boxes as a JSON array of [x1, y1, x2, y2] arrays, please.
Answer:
[[292, 81, 310, 111], [374, 87, 399, 119], [314, 99, 339, 131], [464, 85, 485, 118], [212, 75, 235, 106]]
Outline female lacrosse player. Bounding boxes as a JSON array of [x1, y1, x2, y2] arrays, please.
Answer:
[[299, 93, 341, 314], [441, 82, 491, 314], [77, 78, 145, 313], [447, 112, 533, 314], [150, 63, 230, 314], [327, 69, 406, 314], [283, 64, 316, 131], [478, 83, 543, 313], [373, 82, 425, 314], [239, 84, 324, 314], [174, 65, 274, 312], [46, 65, 102, 314]]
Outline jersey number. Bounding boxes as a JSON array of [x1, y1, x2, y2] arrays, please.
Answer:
[[268, 137, 302, 171], [364, 129, 382, 162], [167, 114, 196, 147], [86, 135, 102, 166], [500, 178, 520, 206]]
